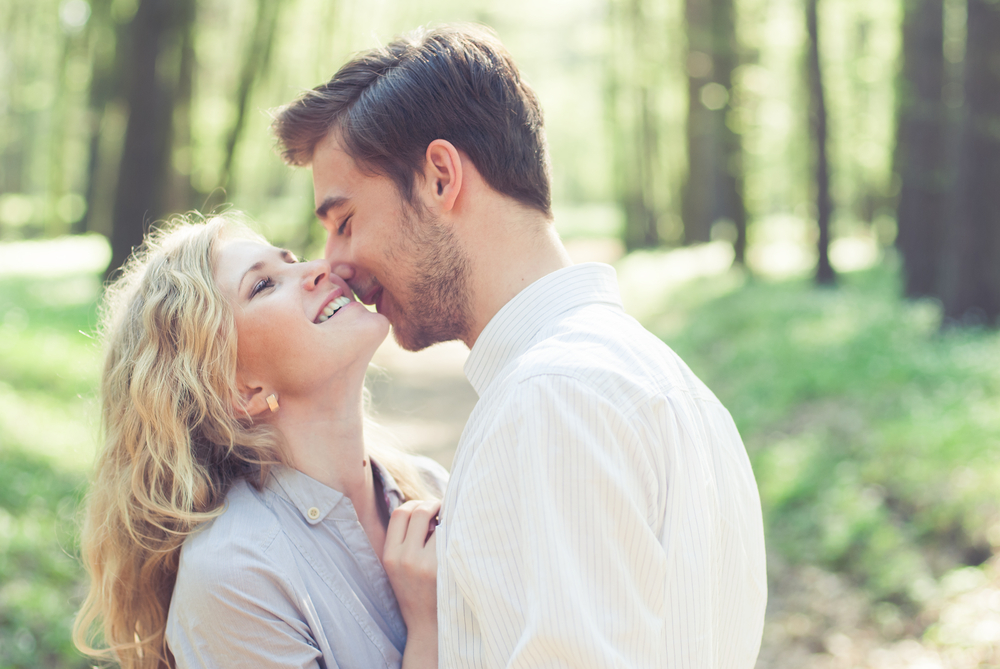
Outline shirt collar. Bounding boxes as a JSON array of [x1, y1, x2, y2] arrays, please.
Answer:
[[372, 458, 406, 514], [464, 262, 623, 396], [268, 460, 402, 524]]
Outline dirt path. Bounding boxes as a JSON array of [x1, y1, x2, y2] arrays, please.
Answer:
[[367, 337, 474, 468]]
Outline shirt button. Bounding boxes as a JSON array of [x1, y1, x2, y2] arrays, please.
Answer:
[[307, 507, 320, 520]]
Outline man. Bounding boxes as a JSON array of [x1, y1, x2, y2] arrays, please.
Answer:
[[273, 24, 766, 668]]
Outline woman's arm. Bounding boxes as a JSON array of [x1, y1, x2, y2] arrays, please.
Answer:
[[383, 500, 441, 669]]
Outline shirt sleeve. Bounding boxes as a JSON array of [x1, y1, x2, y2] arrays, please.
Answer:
[[445, 374, 670, 668], [166, 539, 324, 669]]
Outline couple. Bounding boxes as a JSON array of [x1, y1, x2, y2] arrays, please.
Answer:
[[74, 24, 767, 669]]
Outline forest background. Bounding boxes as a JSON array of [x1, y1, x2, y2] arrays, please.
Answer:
[[3, 0, 1000, 667]]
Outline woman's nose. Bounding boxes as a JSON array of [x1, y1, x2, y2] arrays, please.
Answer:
[[303, 259, 331, 289]]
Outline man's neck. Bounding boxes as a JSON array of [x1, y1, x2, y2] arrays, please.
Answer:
[[461, 213, 572, 349]]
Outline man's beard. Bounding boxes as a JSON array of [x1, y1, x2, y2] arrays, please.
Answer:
[[387, 207, 473, 352]]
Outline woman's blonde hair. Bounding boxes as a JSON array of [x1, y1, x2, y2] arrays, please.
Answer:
[[74, 213, 436, 669]]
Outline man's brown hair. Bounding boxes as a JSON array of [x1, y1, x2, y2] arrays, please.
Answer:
[[271, 24, 551, 216]]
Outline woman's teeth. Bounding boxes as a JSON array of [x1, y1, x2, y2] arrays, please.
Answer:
[[317, 296, 351, 323]]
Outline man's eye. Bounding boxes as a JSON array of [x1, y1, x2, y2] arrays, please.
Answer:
[[337, 215, 351, 236], [251, 277, 273, 297]]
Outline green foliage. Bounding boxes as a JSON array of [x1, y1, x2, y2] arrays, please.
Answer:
[[0, 272, 99, 669], [657, 263, 1000, 607], [0, 448, 89, 669]]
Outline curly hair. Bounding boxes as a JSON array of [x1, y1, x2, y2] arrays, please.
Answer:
[[74, 213, 435, 668]]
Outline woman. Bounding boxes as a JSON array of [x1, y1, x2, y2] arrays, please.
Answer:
[[73, 214, 442, 669]]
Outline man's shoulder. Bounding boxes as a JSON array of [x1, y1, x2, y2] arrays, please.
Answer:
[[513, 305, 670, 385]]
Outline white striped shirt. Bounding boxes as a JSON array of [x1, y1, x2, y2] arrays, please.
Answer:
[[437, 262, 766, 669]]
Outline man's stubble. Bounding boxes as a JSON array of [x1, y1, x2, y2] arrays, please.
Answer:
[[383, 205, 473, 352]]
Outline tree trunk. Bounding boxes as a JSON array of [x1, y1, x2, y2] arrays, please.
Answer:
[[895, 0, 946, 299], [940, 0, 1000, 324], [218, 0, 283, 194], [77, 0, 125, 236], [106, 0, 194, 278], [713, 0, 747, 263], [806, 0, 835, 285], [617, 0, 659, 251], [682, 0, 716, 245], [682, 0, 748, 260], [164, 8, 196, 215]]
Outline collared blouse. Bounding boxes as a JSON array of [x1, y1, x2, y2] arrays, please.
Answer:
[[166, 458, 446, 669]]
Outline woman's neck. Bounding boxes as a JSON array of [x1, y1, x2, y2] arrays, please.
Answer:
[[271, 387, 387, 555]]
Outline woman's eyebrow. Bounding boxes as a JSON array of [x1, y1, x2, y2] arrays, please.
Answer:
[[238, 261, 265, 295], [238, 248, 294, 295]]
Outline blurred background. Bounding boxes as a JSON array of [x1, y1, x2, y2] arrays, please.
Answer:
[[3, 0, 1000, 666]]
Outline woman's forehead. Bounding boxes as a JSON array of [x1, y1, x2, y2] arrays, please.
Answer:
[[214, 239, 278, 292]]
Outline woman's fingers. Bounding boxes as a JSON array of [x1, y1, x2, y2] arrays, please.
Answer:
[[387, 500, 440, 547], [384, 500, 441, 570], [383, 500, 440, 631], [405, 500, 441, 547], [384, 500, 417, 550]]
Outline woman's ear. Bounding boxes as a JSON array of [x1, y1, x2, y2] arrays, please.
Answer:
[[419, 139, 463, 213], [232, 376, 273, 418]]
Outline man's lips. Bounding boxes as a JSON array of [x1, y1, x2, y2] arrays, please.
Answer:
[[357, 283, 383, 308]]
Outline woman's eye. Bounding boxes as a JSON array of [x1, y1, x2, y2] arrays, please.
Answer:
[[250, 277, 273, 298]]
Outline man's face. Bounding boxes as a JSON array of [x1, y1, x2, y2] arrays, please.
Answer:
[[311, 132, 472, 352]]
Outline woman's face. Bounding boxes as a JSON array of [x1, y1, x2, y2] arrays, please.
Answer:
[[213, 238, 389, 406]]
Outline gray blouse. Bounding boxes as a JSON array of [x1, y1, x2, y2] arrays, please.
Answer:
[[165, 458, 447, 669]]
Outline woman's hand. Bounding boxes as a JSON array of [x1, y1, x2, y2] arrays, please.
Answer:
[[383, 499, 440, 669]]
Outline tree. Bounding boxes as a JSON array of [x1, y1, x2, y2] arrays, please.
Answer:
[[681, 0, 748, 261], [77, 0, 121, 235], [218, 0, 284, 195], [682, 0, 715, 245], [895, 0, 946, 299], [712, 0, 747, 263], [106, 0, 195, 277], [805, 0, 835, 285], [940, 0, 1000, 324], [608, 0, 662, 251]]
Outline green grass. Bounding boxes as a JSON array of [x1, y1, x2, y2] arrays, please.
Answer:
[[654, 263, 1000, 609], [0, 273, 99, 669]]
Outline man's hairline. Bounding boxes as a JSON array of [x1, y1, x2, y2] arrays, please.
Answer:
[[305, 129, 553, 222]]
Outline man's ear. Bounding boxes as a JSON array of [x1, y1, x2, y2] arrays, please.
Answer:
[[420, 139, 463, 213]]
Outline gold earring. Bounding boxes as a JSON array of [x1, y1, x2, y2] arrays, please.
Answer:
[[266, 394, 279, 412]]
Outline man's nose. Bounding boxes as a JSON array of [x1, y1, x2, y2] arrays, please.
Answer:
[[331, 263, 355, 281], [323, 231, 352, 266]]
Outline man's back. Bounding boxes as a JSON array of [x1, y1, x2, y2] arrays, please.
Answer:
[[438, 263, 766, 668]]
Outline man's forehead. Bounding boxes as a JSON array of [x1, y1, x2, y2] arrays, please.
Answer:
[[313, 130, 355, 170], [312, 134, 357, 206]]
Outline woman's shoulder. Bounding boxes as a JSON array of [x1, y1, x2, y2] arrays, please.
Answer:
[[176, 479, 285, 582]]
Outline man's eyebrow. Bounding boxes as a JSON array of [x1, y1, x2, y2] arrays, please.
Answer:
[[315, 196, 348, 220]]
